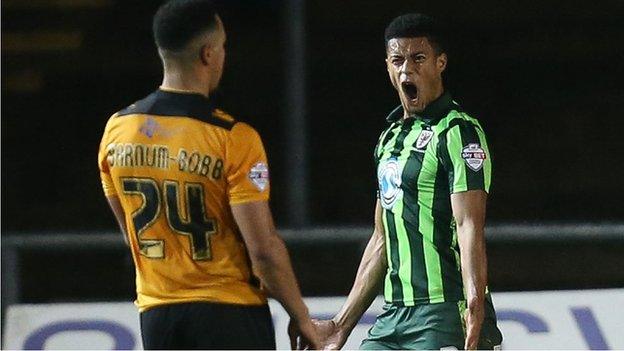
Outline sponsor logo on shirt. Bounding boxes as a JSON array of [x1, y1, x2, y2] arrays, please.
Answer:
[[461, 143, 487, 171], [139, 117, 159, 138], [378, 158, 403, 210], [138, 116, 184, 138], [248, 162, 269, 191]]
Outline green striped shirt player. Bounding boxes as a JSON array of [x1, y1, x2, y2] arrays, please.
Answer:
[[365, 93, 502, 349], [375, 92, 491, 306], [309, 13, 502, 350]]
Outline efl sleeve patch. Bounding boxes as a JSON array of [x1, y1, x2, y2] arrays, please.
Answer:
[[248, 162, 269, 191], [444, 120, 492, 193], [226, 123, 271, 204], [461, 143, 487, 171]]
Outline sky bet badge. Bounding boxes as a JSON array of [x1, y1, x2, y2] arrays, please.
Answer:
[[378, 158, 403, 210], [461, 143, 487, 171], [248, 162, 269, 191]]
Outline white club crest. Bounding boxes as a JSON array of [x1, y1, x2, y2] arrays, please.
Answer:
[[416, 130, 434, 150], [461, 143, 487, 171], [248, 162, 269, 191]]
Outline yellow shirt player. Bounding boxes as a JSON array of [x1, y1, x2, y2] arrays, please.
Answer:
[[97, 1, 319, 349], [99, 93, 270, 308]]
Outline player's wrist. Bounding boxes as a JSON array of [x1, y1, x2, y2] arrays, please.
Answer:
[[332, 313, 354, 332], [291, 305, 311, 326], [466, 296, 485, 311]]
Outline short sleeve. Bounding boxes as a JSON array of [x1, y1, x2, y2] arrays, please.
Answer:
[[438, 120, 492, 194], [373, 133, 383, 165], [98, 117, 117, 197], [225, 123, 270, 205], [374, 125, 395, 165]]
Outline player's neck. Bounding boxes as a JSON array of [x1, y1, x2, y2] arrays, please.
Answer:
[[161, 70, 210, 98]]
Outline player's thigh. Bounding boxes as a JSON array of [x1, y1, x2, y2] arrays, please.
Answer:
[[140, 304, 187, 350], [360, 304, 401, 350], [361, 339, 400, 350], [190, 303, 276, 350], [399, 302, 465, 350], [404, 298, 503, 350]]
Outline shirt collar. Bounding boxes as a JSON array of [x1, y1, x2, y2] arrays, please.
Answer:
[[386, 91, 456, 124]]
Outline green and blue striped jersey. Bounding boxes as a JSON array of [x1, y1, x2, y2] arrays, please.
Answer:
[[374, 92, 492, 306]]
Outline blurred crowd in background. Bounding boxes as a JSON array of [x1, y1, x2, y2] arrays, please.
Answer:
[[3, 0, 623, 231]]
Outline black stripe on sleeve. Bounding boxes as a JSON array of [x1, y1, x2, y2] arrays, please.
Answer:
[[381, 125, 398, 147], [374, 127, 394, 165]]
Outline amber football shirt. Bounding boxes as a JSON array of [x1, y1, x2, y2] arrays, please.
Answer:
[[98, 88, 270, 311]]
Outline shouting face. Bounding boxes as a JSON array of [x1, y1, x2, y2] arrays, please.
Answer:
[[386, 37, 447, 116]]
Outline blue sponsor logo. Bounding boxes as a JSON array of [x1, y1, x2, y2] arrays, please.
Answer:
[[378, 158, 403, 210]]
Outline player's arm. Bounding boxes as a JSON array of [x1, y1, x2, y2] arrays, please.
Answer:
[[230, 201, 319, 350], [226, 123, 318, 349], [99, 117, 129, 246], [441, 119, 492, 350], [106, 195, 129, 247], [312, 200, 387, 350], [452, 190, 488, 350]]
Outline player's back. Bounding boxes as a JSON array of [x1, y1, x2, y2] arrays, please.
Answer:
[[98, 88, 270, 311]]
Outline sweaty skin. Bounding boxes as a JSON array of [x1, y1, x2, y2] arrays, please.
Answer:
[[385, 37, 447, 118]]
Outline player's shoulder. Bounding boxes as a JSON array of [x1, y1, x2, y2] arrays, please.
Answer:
[[112, 90, 238, 131], [101, 110, 123, 134], [378, 105, 402, 138], [104, 92, 158, 133], [114, 91, 158, 117], [437, 107, 485, 137], [206, 108, 243, 132], [212, 108, 236, 123], [228, 119, 261, 141]]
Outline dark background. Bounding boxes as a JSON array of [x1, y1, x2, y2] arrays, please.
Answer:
[[2, 0, 624, 232]]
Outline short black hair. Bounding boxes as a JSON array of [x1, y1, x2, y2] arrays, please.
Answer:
[[384, 13, 446, 55], [153, 0, 219, 52]]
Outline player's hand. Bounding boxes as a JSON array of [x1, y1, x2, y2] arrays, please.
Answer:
[[463, 301, 484, 350], [288, 318, 320, 350], [311, 319, 348, 350]]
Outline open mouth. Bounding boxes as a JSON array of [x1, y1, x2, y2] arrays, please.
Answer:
[[401, 82, 418, 102]]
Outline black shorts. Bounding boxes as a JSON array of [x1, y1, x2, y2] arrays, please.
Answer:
[[140, 302, 276, 350]]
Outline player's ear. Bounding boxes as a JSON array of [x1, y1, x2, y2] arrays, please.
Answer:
[[200, 44, 211, 66], [436, 53, 447, 73]]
